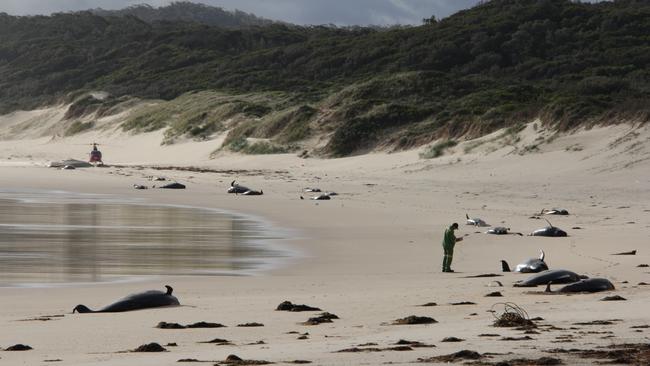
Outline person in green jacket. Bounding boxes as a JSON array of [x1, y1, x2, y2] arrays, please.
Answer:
[[442, 223, 462, 272]]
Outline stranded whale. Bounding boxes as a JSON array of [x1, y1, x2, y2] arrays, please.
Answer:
[[501, 250, 548, 273], [73, 285, 180, 313], [513, 269, 583, 287], [530, 219, 567, 237], [546, 278, 615, 293]]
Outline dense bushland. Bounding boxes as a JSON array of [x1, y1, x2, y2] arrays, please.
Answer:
[[0, 0, 648, 156]]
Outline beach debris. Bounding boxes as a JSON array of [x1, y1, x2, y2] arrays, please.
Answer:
[[492, 303, 536, 329], [156, 321, 225, 329], [572, 226, 582, 229], [637, 264, 649, 268], [394, 340, 436, 348], [336, 347, 382, 353], [612, 250, 636, 255], [488, 281, 504, 287], [358, 342, 378, 346], [486, 291, 503, 297], [301, 312, 339, 325], [478, 333, 500, 337], [573, 319, 621, 326], [464, 273, 502, 278], [336, 345, 413, 353], [276, 301, 321, 312], [132, 343, 167, 352], [165, 342, 178, 347], [133, 184, 148, 190], [286, 360, 312, 364], [156, 321, 185, 329], [199, 338, 232, 345], [4, 344, 33, 351], [545, 343, 650, 364], [441, 337, 464, 342], [43, 359, 63, 362], [222, 354, 272, 365], [18, 314, 65, 322], [187, 321, 225, 328], [419, 302, 438, 307], [600, 295, 626, 301], [392, 315, 437, 325], [631, 325, 650, 329], [451, 301, 476, 306], [501, 336, 534, 341], [237, 322, 264, 327], [418, 350, 483, 363], [493, 357, 563, 365]]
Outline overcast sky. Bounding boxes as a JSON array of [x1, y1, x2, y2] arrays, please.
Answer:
[[0, 0, 488, 26]]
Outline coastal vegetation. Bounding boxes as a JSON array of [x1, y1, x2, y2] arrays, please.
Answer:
[[0, 0, 648, 156]]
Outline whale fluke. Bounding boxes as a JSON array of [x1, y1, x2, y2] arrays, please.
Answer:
[[539, 250, 545, 261]]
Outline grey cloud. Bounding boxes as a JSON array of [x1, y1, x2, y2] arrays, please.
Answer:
[[0, 0, 607, 25], [0, 0, 483, 25]]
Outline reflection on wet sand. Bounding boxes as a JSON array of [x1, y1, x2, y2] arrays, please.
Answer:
[[0, 192, 286, 286]]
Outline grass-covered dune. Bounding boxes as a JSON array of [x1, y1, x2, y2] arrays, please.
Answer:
[[0, 0, 648, 156]]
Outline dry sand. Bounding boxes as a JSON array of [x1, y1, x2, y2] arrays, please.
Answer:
[[1, 113, 649, 365]]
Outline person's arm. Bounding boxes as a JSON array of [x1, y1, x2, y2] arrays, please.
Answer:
[[455, 235, 463, 242]]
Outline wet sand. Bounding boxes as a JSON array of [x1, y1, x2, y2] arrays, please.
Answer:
[[1, 122, 650, 365]]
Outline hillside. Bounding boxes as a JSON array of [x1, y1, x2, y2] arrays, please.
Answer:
[[90, 1, 276, 28], [0, 0, 648, 157]]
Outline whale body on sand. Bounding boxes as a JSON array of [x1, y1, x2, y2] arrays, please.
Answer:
[[73, 285, 180, 313]]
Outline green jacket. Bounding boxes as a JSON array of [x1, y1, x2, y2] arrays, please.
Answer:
[[442, 227, 456, 248]]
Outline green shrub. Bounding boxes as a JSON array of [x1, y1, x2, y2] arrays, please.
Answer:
[[420, 140, 458, 159], [64, 121, 95, 136]]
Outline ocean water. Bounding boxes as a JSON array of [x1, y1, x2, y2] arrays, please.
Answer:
[[0, 189, 292, 287]]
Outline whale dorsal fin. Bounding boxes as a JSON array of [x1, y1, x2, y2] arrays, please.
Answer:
[[73, 305, 94, 313], [466, 213, 470, 220], [501, 260, 511, 272], [165, 285, 173, 295], [545, 282, 553, 293], [539, 249, 545, 261]]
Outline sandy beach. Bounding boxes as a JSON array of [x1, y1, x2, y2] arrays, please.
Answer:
[[1, 117, 650, 365]]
